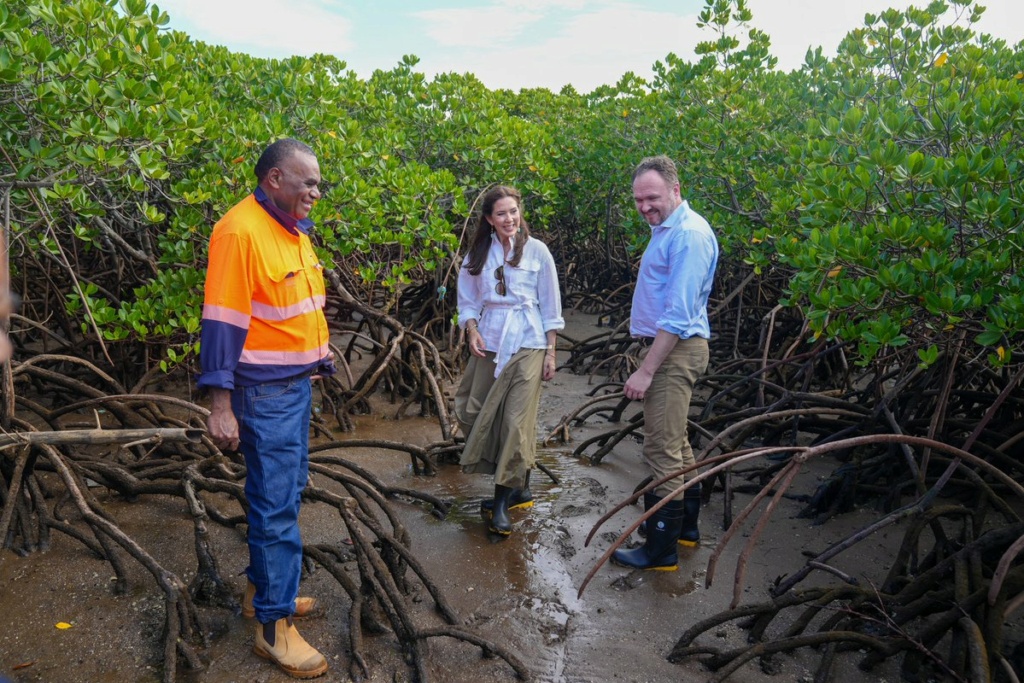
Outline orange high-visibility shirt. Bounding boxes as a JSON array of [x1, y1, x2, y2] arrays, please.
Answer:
[[198, 194, 330, 389]]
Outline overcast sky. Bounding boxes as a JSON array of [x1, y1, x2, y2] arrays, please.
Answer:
[[153, 0, 1023, 93]]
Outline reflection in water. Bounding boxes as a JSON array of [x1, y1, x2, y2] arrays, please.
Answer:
[[317, 409, 707, 682]]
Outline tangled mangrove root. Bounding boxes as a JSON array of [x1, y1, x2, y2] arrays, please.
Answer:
[[0, 348, 527, 682], [564, 297, 1024, 680], [320, 268, 457, 438], [667, 520, 1024, 683]]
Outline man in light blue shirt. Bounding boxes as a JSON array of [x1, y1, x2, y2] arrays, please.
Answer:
[[613, 155, 718, 572]]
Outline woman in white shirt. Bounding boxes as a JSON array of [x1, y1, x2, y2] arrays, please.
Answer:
[[455, 185, 564, 537]]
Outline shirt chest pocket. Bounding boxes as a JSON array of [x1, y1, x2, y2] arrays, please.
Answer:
[[507, 258, 541, 291], [264, 260, 322, 309], [267, 267, 303, 294]]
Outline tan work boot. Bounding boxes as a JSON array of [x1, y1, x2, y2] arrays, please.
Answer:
[[242, 580, 318, 619], [253, 617, 328, 679]]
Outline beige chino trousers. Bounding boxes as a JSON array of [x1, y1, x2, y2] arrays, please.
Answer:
[[642, 336, 709, 500]]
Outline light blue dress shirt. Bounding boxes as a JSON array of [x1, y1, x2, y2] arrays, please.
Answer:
[[630, 200, 718, 340]]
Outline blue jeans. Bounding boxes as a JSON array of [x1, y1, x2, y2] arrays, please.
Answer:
[[233, 376, 312, 623]]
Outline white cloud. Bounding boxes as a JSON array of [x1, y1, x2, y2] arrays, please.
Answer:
[[153, 0, 1024, 92], [413, 7, 546, 49], [508, 0, 587, 9], [154, 0, 354, 57], [418, 6, 701, 92]]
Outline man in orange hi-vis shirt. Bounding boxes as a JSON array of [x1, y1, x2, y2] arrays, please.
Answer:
[[199, 138, 335, 680]]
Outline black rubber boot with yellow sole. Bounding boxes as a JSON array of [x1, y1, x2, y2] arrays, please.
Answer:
[[678, 483, 702, 548], [639, 482, 702, 547], [481, 470, 533, 516], [612, 493, 684, 571], [488, 484, 515, 536]]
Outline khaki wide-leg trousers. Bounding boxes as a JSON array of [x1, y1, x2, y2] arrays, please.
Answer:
[[455, 348, 544, 489]]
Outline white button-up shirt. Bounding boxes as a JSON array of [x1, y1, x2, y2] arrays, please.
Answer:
[[458, 234, 565, 377]]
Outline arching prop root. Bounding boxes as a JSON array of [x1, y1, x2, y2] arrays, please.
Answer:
[[667, 550, 1024, 683], [321, 269, 457, 438], [296, 484, 528, 682], [1, 403, 525, 682], [578, 429, 1024, 681], [24, 440, 206, 682]]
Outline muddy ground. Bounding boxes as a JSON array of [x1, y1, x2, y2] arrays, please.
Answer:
[[0, 312, 900, 683]]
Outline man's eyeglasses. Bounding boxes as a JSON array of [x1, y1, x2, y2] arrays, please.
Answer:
[[494, 266, 507, 296]]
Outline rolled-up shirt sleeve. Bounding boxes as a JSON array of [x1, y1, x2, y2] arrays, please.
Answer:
[[537, 246, 564, 332]]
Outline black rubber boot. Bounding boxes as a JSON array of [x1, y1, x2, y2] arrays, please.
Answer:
[[612, 493, 684, 571], [639, 482, 701, 547], [481, 470, 533, 515], [678, 483, 702, 547], [488, 485, 515, 536]]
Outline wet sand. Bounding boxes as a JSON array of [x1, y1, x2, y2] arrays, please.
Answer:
[[1, 312, 896, 682]]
